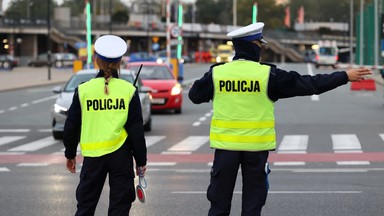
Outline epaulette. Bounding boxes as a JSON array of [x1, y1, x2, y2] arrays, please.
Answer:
[[260, 62, 276, 69], [209, 62, 226, 69]]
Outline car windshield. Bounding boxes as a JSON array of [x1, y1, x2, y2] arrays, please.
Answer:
[[63, 73, 135, 92], [131, 65, 174, 80], [319, 47, 337, 56]]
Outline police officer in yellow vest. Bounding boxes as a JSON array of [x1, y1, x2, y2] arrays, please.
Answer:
[[188, 22, 372, 216], [63, 35, 147, 216]]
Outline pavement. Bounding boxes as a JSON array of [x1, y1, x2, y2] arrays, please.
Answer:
[[0, 66, 74, 92], [0, 65, 383, 92]]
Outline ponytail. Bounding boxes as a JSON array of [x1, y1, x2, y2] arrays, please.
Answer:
[[96, 57, 121, 95]]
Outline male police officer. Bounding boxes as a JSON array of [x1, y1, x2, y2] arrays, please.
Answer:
[[64, 35, 147, 216], [188, 22, 372, 216]]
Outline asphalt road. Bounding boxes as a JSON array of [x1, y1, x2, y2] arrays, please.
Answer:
[[0, 63, 383, 216]]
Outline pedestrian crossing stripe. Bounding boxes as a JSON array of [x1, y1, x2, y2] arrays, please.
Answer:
[[0, 136, 25, 147], [8, 137, 58, 152], [0, 167, 10, 172], [0, 134, 384, 167], [332, 134, 370, 165]]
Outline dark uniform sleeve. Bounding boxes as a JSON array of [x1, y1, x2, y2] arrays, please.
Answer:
[[189, 64, 221, 103], [124, 90, 147, 166], [63, 88, 81, 159], [267, 65, 349, 102]]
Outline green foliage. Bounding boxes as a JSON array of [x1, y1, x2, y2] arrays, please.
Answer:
[[112, 10, 129, 24], [5, 0, 57, 19]]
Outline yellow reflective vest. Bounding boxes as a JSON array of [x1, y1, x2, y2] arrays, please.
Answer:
[[211, 60, 276, 151], [78, 77, 136, 157]]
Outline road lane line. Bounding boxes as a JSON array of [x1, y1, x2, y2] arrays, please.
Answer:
[[8, 136, 58, 152], [17, 163, 50, 167], [307, 63, 320, 101], [0, 129, 30, 133], [31, 95, 58, 104], [171, 190, 362, 194]]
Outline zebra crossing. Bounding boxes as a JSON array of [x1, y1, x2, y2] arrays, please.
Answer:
[[1, 133, 384, 172]]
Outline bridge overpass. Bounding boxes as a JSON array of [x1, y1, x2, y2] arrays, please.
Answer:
[[0, 18, 353, 65]]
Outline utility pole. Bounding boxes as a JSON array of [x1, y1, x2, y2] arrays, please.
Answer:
[[359, 0, 364, 65], [233, 0, 237, 26], [349, 0, 354, 65], [166, 0, 171, 64], [374, 0, 379, 68], [47, 0, 51, 80]]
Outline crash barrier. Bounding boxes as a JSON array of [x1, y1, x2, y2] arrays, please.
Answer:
[[350, 79, 376, 91]]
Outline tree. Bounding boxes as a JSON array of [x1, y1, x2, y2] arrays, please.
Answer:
[[194, 0, 284, 28], [5, 0, 57, 20]]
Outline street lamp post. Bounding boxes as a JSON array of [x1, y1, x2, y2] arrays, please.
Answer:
[[233, 0, 237, 26], [47, 0, 51, 80]]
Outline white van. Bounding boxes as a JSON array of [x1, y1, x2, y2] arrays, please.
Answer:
[[313, 40, 339, 69]]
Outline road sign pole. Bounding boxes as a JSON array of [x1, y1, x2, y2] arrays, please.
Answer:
[[166, 0, 171, 65]]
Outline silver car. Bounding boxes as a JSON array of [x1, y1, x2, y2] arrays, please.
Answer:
[[51, 69, 152, 140]]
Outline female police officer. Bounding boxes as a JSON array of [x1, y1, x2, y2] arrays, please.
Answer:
[[64, 35, 147, 216], [188, 22, 372, 216]]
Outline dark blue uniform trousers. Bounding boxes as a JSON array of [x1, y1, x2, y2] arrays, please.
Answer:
[[207, 149, 270, 216], [75, 145, 136, 216]]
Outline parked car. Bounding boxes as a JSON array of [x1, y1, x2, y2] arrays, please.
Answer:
[[51, 69, 152, 140], [303, 50, 316, 63], [28, 52, 77, 68], [127, 52, 157, 62], [126, 61, 183, 114], [0, 54, 18, 69], [154, 49, 189, 64]]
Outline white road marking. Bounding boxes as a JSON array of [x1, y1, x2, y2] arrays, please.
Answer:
[[166, 136, 209, 152], [145, 136, 166, 147], [0, 129, 30, 132], [307, 63, 320, 101], [8, 136, 58, 152], [0, 167, 10, 172], [274, 135, 308, 166], [0, 136, 25, 146], [332, 134, 370, 165]]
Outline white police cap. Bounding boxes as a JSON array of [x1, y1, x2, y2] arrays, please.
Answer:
[[94, 35, 127, 62], [227, 22, 268, 43]]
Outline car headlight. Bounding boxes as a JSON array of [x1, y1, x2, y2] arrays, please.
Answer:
[[53, 104, 68, 115], [216, 56, 221, 63], [171, 83, 182, 95]]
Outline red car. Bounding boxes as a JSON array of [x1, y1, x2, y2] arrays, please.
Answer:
[[126, 62, 183, 114]]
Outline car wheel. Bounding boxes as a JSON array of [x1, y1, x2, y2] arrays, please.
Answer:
[[2, 61, 11, 69], [144, 117, 152, 131], [55, 61, 63, 68], [53, 131, 63, 140], [175, 108, 182, 114]]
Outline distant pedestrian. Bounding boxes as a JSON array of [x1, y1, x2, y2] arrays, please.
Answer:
[[64, 35, 147, 216], [188, 22, 372, 216]]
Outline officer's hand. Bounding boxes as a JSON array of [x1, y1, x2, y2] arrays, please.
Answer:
[[136, 166, 147, 177], [66, 158, 76, 173], [346, 68, 372, 82]]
